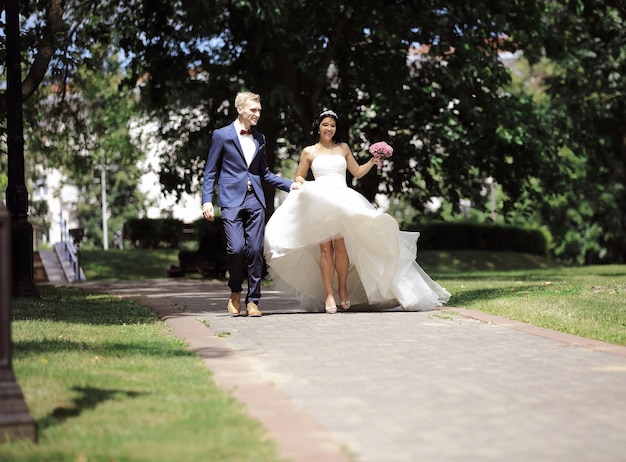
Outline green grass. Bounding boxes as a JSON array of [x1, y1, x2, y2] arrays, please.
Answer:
[[418, 250, 626, 346], [443, 269, 626, 345], [1, 286, 283, 462], [79, 248, 181, 280]]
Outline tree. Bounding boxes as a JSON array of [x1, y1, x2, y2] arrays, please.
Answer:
[[2, 0, 553, 212], [24, 45, 147, 248], [14, 0, 620, 262], [109, 0, 552, 218], [537, 0, 626, 263], [0, 0, 64, 112]]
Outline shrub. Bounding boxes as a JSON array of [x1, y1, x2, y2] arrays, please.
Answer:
[[407, 221, 551, 256], [124, 218, 184, 249]]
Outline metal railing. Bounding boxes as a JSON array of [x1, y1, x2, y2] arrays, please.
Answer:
[[59, 213, 83, 282]]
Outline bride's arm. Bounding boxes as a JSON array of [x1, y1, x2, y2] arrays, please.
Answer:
[[294, 147, 313, 184], [344, 144, 377, 179]]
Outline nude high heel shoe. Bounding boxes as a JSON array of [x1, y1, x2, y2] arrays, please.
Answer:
[[339, 289, 351, 310]]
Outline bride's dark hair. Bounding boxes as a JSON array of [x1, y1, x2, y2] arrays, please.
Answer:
[[310, 109, 340, 140]]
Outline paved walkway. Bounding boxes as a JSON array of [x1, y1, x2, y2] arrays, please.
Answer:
[[80, 278, 626, 462]]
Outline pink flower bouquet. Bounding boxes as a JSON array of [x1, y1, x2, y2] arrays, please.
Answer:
[[369, 141, 394, 169]]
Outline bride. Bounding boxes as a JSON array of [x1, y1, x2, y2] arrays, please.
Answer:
[[264, 109, 450, 313]]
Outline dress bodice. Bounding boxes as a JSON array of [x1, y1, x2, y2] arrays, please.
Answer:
[[311, 155, 347, 187]]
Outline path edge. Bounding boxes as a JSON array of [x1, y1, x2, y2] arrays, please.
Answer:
[[129, 295, 352, 462], [443, 307, 626, 359]]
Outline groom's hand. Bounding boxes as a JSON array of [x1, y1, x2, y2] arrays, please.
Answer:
[[202, 202, 215, 221]]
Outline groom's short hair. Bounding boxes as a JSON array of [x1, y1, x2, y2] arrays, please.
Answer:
[[235, 91, 261, 110]]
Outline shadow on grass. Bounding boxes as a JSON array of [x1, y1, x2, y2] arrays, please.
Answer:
[[11, 338, 207, 360], [80, 248, 180, 280], [40, 386, 147, 429], [449, 287, 514, 306], [448, 283, 563, 306], [440, 272, 566, 281], [12, 286, 161, 326], [438, 265, 626, 283]]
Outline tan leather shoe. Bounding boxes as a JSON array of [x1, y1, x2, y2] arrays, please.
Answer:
[[227, 292, 241, 316], [246, 302, 262, 317]]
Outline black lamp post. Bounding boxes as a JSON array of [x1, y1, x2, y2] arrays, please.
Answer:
[[0, 205, 36, 443], [1, 0, 38, 444], [5, 0, 39, 298]]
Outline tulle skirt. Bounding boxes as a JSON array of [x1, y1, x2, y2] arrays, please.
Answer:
[[264, 180, 451, 311]]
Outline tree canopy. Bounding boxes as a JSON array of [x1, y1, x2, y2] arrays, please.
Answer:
[[2, 0, 625, 262], [539, 0, 626, 263]]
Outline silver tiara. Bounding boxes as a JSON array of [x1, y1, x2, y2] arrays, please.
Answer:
[[319, 109, 338, 119]]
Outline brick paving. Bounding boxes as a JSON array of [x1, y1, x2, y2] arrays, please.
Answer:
[[83, 278, 626, 462]]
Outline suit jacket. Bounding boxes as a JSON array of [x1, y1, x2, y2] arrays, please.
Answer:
[[201, 122, 292, 209]]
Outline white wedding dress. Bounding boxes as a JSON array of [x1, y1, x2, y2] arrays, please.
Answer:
[[264, 154, 451, 311]]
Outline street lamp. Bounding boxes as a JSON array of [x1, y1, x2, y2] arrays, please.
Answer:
[[4, 0, 38, 297], [485, 176, 497, 222], [1, 0, 38, 443], [101, 163, 110, 250]]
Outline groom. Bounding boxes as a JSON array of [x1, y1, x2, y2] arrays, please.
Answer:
[[201, 91, 298, 317]]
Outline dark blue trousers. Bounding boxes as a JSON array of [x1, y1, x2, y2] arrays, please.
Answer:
[[221, 191, 265, 304]]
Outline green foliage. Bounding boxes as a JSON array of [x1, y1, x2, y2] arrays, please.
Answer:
[[29, 198, 49, 225], [102, 0, 553, 212], [123, 218, 185, 249], [22, 44, 148, 248], [536, 0, 626, 263], [418, 249, 561, 274], [0, 173, 6, 196], [409, 221, 551, 255], [4, 0, 626, 263]]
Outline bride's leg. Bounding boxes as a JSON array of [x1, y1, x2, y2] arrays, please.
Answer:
[[319, 240, 337, 313], [334, 237, 351, 309]]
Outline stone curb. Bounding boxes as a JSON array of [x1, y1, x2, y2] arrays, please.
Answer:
[[443, 307, 626, 359], [129, 295, 352, 462]]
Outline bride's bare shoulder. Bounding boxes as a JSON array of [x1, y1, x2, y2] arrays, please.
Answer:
[[337, 142, 351, 155], [301, 144, 319, 160]]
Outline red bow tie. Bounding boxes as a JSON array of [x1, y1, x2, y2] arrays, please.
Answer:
[[240, 129, 252, 135]]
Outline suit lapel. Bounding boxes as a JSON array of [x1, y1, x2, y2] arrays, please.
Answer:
[[229, 123, 246, 161], [251, 131, 263, 163]]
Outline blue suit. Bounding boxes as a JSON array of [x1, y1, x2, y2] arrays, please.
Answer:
[[202, 122, 292, 304]]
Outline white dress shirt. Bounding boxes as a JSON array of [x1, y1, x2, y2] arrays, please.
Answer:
[[235, 120, 256, 166]]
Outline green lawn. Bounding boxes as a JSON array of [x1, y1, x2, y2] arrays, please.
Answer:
[[419, 250, 626, 346], [2, 286, 283, 461], [79, 248, 181, 280]]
